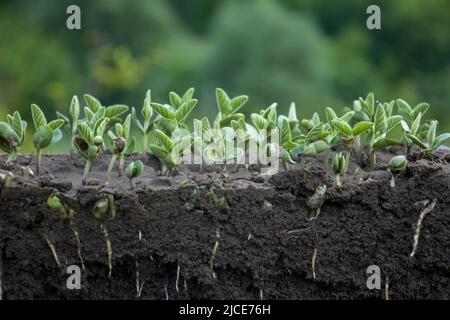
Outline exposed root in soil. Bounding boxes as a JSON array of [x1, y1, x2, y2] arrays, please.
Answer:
[[410, 199, 437, 258], [175, 264, 180, 293], [259, 288, 264, 300], [208, 228, 221, 279], [384, 276, 390, 300], [311, 248, 318, 280], [164, 283, 169, 300], [101, 224, 113, 278], [70, 221, 85, 271], [43, 234, 61, 268], [135, 259, 141, 298], [183, 279, 188, 292]]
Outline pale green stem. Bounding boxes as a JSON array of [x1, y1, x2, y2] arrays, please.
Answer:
[[82, 160, 91, 185], [36, 149, 42, 176], [335, 173, 341, 187], [370, 150, 377, 169], [142, 134, 148, 157], [119, 154, 125, 176], [106, 153, 118, 182], [7, 150, 17, 163]]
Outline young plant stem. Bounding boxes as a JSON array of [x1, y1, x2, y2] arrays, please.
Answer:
[[130, 178, 136, 190], [335, 173, 342, 187], [354, 136, 361, 160], [36, 149, 42, 176], [370, 150, 377, 169], [142, 134, 148, 158], [82, 160, 91, 185], [106, 154, 118, 182], [7, 151, 16, 163], [118, 154, 125, 177]]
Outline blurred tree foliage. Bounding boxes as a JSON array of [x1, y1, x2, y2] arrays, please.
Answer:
[[0, 0, 449, 149]]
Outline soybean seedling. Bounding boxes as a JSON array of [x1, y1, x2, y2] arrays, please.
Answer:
[[367, 103, 403, 167], [388, 155, 408, 188], [0, 111, 27, 163], [396, 99, 430, 154], [132, 90, 153, 156], [31, 104, 65, 175], [332, 152, 350, 187], [214, 88, 249, 128], [106, 114, 136, 182], [151, 88, 198, 135], [148, 129, 192, 176], [74, 117, 110, 185], [406, 120, 450, 157], [125, 160, 144, 189], [56, 95, 80, 157]]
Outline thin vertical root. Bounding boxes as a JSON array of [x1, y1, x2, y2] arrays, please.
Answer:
[[208, 228, 220, 275], [410, 199, 437, 258], [175, 264, 180, 293], [164, 283, 169, 300], [184, 279, 188, 292], [384, 276, 390, 300], [311, 248, 318, 280], [101, 224, 113, 278], [135, 259, 140, 298], [259, 288, 264, 300], [44, 234, 61, 268], [70, 222, 85, 271]]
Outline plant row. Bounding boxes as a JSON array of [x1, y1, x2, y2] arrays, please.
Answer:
[[0, 89, 449, 187]]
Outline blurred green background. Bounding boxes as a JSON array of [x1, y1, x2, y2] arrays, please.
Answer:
[[0, 0, 449, 152]]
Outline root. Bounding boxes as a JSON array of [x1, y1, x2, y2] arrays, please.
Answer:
[[183, 279, 188, 292], [259, 288, 264, 300], [384, 276, 390, 300], [311, 248, 318, 280], [70, 222, 85, 271], [410, 199, 437, 258], [135, 259, 141, 298], [164, 283, 169, 300], [208, 228, 221, 278], [175, 264, 180, 293], [44, 234, 61, 268], [101, 224, 113, 278]]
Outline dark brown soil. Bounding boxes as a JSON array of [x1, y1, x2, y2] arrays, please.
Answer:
[[0, 147, 449, 299]]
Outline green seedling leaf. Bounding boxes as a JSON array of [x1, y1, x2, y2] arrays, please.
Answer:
[[77, 123, 94, 144], [332, 119, 352, 137], [374, 104, 387, 135], [216, 88, 232, 115], [154, 129, 174, 151], [48, 119, 66, 131], [412, 103, 430, 120], [125, 160, 144, 180], [51, 128, 63, 146], [230, 95, 248, 114], [31, 104, 47, 129], [84, 94, 102, 113], [105, 105, 129, 118], [389, 155, 408, 172], [352, 121, 373, 136], [175, 99, 198, 122], [372, 138, 402, 151], [169, 92, 183, 109], [151, 103, 176, 120], [427, 120, 437, 147], [251, 113, 268, 130], [432, 133, 450, 150], [70, 95, 80, 122]]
